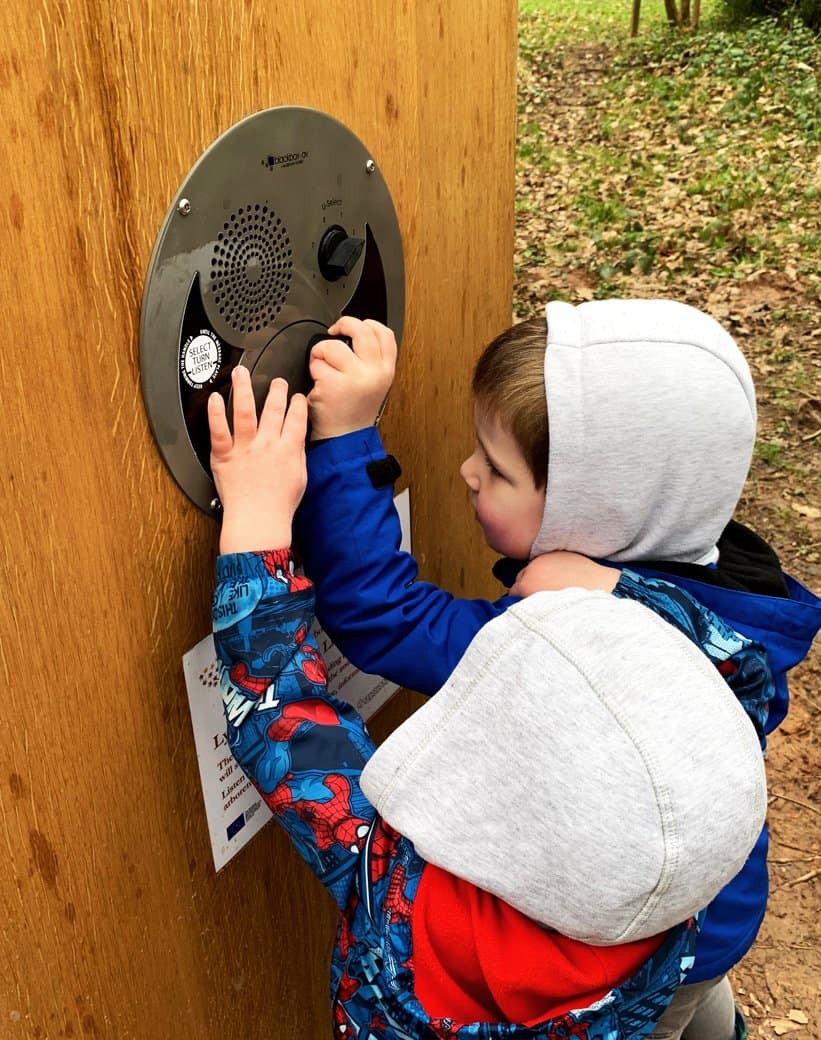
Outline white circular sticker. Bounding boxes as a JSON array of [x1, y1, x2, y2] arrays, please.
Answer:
[[181, 331, 222, 388]]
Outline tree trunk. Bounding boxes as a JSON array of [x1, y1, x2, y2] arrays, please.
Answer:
[[681, 0, 691, 24], [631, 0, 641, 36], [664, 0, 681, 25]]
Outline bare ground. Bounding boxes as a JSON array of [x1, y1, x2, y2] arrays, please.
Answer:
[[514, 37, 820, 1040]]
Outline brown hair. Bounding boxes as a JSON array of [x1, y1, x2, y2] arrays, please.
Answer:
[[472, 316, 548, 488]]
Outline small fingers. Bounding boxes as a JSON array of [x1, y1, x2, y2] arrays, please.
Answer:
[[207, 392, 232, 458], [281, 392, 308, 446], [311, 338, 356, 373], [362, 319, 397, 368], [257, 377, 289, 438], [308, 352, 331, 380], [230, 366, 258, 443], [327, 315, 365, 339], [328, 316, 381, 363], [257, 380, 308, 449]]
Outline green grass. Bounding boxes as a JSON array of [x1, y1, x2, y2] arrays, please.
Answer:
[[755, 440, 785, 465], [515, 2, 819, 304], [518, 0, 724, 43], [517, 0, 718, 37]]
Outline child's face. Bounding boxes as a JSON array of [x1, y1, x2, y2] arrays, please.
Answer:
[[460, 409, 545, 561]]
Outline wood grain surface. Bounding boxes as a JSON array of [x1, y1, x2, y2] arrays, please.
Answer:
[[0, 1, 515, 1036]]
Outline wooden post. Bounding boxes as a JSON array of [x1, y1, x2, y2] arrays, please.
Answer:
[[0, 2, 516, 1036]]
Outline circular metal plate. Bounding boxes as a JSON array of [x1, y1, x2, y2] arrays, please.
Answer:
[[140, 106, 404, 514]]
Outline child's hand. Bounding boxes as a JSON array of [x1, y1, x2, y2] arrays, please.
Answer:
[[307, 316, 397, 440], [208, 368, 307, 554], [509, 551, 621, 597]]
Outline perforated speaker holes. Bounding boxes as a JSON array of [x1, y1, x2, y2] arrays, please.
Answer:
[[209, 205, 293, 333]]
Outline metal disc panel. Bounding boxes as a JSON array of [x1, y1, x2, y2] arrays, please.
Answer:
[[140, 106, 404, 514]]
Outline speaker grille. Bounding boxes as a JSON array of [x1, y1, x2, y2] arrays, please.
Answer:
[[209, 205, 293, 333]]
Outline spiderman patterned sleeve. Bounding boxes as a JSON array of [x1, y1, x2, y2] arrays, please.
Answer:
[[213, 548, 377, 909]]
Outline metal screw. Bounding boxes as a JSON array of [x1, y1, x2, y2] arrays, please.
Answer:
[[178, 197, 192, 216], [210, 497, 222, 514], [365, 159, 376, 175]]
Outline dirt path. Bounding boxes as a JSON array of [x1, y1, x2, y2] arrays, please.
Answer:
[[514, 34, 819, 1040]]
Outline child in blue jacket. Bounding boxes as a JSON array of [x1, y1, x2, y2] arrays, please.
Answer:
[[296, 302, 820, 1040], [209, 369, 772, 1040]]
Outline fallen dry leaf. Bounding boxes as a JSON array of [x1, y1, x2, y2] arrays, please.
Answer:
[[789, 502, 821, 521], [769, 1020, 802, 1036]]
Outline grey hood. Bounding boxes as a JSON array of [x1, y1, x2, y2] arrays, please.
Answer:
[[361, 589, 766, 944], [531, 299, 757, 564]]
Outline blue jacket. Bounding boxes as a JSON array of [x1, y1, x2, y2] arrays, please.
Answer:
[[297, 427, 821, 985], [214, 550, 732, 1038], [628, 543, 820, 982]]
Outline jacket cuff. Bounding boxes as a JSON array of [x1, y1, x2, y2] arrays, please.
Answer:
[[215, 548, 296, 584], [305, 426, 387, 479]]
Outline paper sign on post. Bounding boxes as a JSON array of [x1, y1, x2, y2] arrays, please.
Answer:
[[182, 489, 411, 871]]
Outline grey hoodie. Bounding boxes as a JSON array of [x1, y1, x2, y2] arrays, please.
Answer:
[[361, 586, 766, 944], [532, 299, 757, 564], [360, 300, 765, 946]]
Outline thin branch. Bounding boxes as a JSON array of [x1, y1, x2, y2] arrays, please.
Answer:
[[762, 967, 778, 1004], [754, 943, 814, 949], [785, 868, 819, 887], [769, 792, 820, 816], [770, 839, 820, 855]]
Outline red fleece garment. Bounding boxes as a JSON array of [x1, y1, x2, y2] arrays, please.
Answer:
[[412, 864, 666, 1027]]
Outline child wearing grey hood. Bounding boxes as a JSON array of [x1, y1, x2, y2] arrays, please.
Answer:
[[210, 368, 767, 1040], [297, 301, 820, 1039]]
